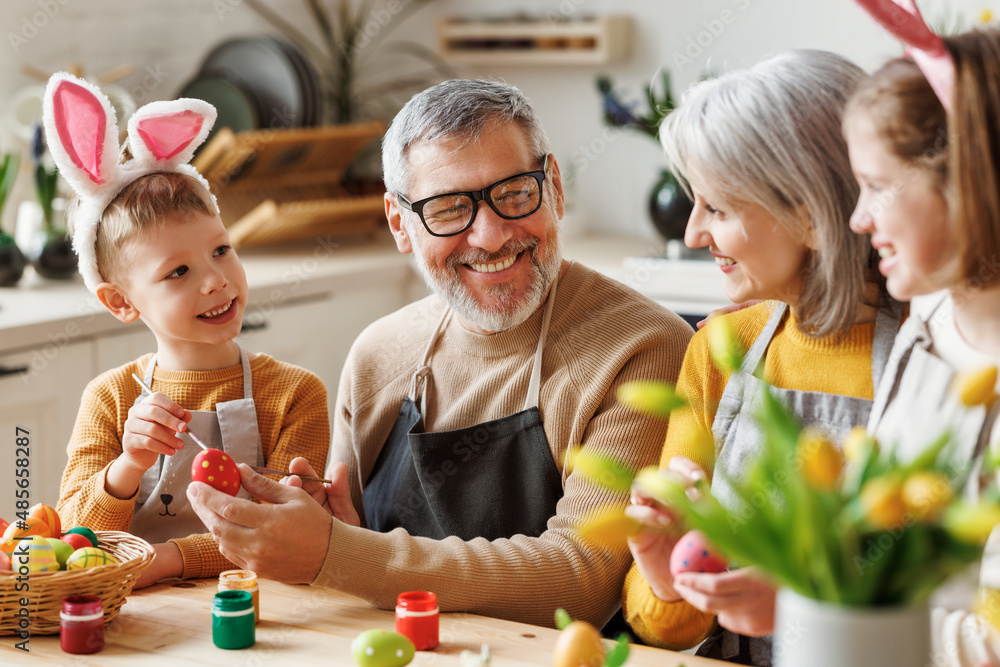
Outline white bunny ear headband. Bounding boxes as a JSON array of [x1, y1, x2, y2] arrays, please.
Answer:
[[41, 72, 219, 292], [853, 0, 955, 113]]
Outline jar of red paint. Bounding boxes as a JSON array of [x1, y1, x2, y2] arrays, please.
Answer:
[[60, 595, 105, 654], [395, 591, 439, 650]]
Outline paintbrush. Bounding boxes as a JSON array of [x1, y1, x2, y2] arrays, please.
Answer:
[[133, 372, 331, 483], [131, 372, 210, 450], [248, 466, 332, 484]]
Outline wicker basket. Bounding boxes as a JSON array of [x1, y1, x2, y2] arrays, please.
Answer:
[[0, 531, 154, 635]]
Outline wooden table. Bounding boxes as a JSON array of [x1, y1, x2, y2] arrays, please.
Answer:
[[1, 578, 725, 665]]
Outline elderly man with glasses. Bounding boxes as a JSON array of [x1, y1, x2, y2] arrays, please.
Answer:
[[188, 79, 692, 630]]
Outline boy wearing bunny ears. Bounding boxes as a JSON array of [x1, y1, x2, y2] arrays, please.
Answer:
[[46, 73, 330, 587]]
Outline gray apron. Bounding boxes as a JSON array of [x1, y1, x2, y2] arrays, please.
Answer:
[[129, 346, 264, 544], [868, 296, 994, 478], [362, 276, 563, 542], [698, 299, 903, 666]]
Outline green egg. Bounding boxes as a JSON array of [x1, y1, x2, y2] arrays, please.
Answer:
[[64, 526, 99, 548], [43, 537, 73, 568], [352, 629, 415, 667]]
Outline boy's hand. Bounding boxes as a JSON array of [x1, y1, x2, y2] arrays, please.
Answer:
[[122, 392, 191, 471], [106, 392, 191, 500], [133, 542, 183, 589]]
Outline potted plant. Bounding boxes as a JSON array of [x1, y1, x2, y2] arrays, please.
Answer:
[[0, 152, 26, 287], [574, 317, 1000, 667], [597, 70, 693, 243], [29, 124, 77, 280]]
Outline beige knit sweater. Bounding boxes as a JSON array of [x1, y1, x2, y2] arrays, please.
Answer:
[[313, 261, 693, 628]]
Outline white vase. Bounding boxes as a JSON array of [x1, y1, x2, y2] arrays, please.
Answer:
[[773, 588, 931, 667]]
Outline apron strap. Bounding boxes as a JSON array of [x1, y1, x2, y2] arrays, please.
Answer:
[[408, 306, 452, 412], [238, 344, 253, 399], [523, 273, 560, 412], [870, 294, 905, 392], [868, 294, 944, 431], [739, 302, 787, 376], [143, 353, 157, 385]]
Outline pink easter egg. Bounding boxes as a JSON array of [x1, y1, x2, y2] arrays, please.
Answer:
[[669, 529, 728, 578]]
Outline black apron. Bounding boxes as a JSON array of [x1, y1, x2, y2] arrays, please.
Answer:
[[363, 276, 563, 542]]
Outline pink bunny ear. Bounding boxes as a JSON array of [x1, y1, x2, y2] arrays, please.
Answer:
[[42, 72, 120, 195], [135, 111, 205, 160], [852, 0, 955, 111], [126, 99, 216, 168]]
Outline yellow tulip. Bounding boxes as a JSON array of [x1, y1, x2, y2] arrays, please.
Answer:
[[616, 381, 687, 418], [861, 476, 907, 530], [958, 366, 998, 408], [944, 502, 1000, 545], [577, 506, 642, 546], [634, 466, 686, 504], [705, 316, 744, 373], [901, 471, 953, 522], [842, 426, 877, 463], [566, 446, 634, 494], [797, 429, 844, 491]]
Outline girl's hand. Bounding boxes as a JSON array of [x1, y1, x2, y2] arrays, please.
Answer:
[[673, 567, 776, 637], [626, 456, 709, 602]]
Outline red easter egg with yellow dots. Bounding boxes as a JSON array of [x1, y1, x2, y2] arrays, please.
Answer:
[[191, 449, 241, 496], [27, 504, 61, 538], [3, 517, 51, 542]]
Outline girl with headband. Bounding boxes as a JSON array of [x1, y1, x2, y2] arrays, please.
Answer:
[[844, 1, 1000, 664]]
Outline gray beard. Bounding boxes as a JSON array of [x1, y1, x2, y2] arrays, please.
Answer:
[[408, 230, 562, 333]]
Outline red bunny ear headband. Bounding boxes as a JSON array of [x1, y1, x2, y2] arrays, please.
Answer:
[[853, 0, 955, 112], [41, 72, 218, 292]]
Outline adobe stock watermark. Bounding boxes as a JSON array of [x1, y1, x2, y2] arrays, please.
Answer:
[[544, 0, 589, 25], [672, 0, 753, 71], [354, 0, 414, 51], [129, 64, 170, 104], [8, 0, 73, 54]]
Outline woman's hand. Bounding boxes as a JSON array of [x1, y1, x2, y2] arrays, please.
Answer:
[[626, 456, 709, 602], [673, 567, 776, 637]]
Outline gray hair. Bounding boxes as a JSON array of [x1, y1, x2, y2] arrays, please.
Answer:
[[661, 49, 877, 338], [382, 79, 552, 196]]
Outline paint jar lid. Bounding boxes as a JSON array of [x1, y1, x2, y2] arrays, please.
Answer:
[[396, 591, 438, 613], [214, 590, 253, 612], [62, 595, 103, 617]]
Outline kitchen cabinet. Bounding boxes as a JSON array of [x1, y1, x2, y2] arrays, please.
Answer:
[[0, 340, 93, 520]]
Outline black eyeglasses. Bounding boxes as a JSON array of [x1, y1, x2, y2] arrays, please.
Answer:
[[395, 156, 549, 237]]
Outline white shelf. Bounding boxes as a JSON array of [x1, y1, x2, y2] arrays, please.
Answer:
[[437, 15, 632, 66]]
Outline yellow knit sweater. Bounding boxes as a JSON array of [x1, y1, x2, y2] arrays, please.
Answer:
[[58, 353, 329, 580], [622, 301, 879, 650]]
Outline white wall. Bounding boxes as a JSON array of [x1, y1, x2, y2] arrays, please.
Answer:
[[0, 0, 991, 240]]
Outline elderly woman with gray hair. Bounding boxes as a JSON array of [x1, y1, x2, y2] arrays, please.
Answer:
[[622, 50, 903, 666]]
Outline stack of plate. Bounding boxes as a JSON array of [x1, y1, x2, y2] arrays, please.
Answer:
[[179, 36, 323, 140]]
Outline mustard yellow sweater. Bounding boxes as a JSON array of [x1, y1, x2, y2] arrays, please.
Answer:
[[58, 353, 329, 579], [622, 302, 879, 650]]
